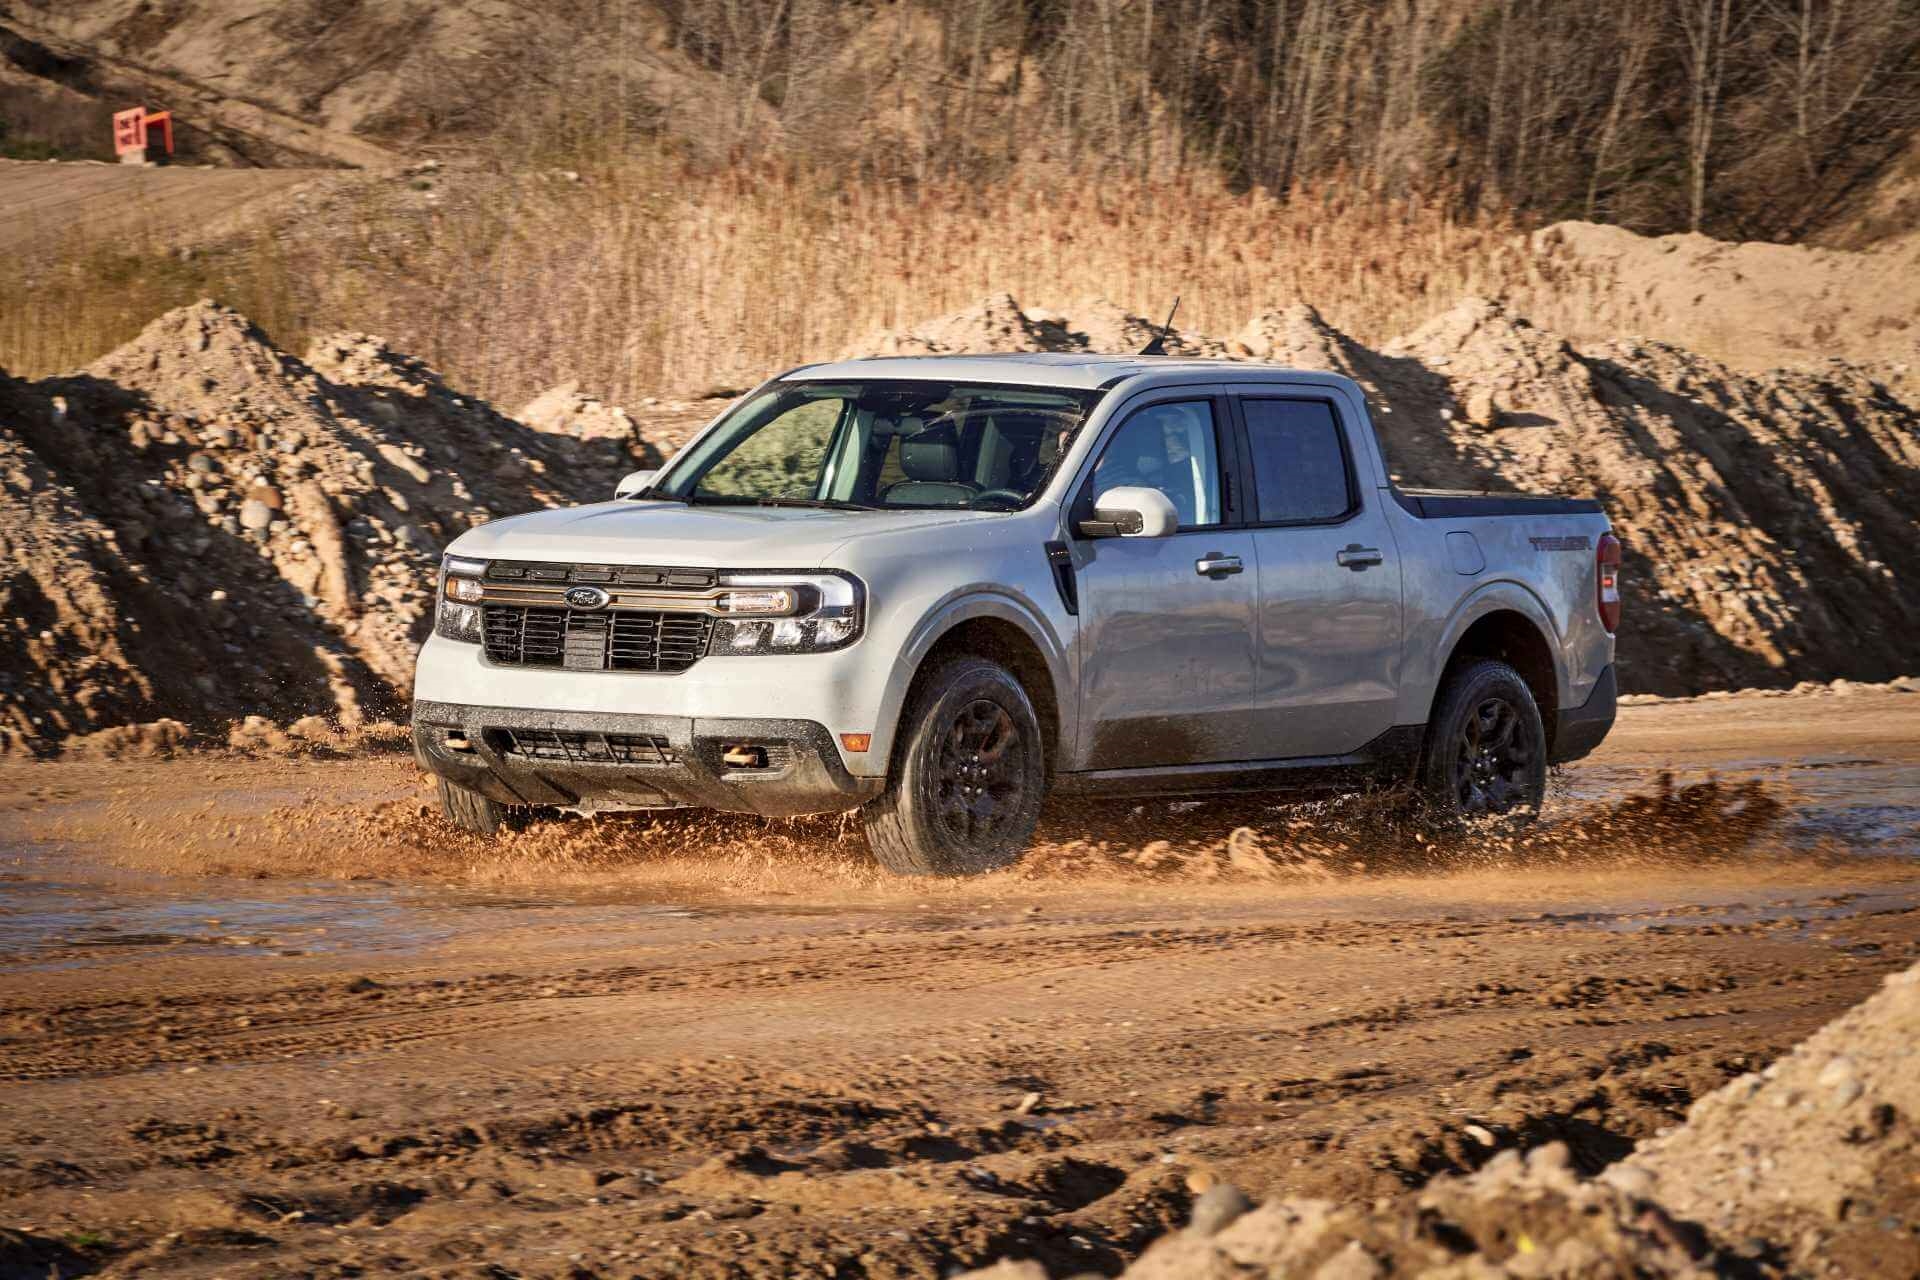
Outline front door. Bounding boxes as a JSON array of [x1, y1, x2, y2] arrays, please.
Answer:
[[1234, 393, 1404, 757], [1073, 395, 1261, 769]]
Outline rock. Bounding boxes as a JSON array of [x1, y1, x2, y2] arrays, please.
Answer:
[[1188, 1182, 1254, 1237], [517, 382, 643, 443], [1312, 1241, 1385, 1280], [954, 1263, 1048, 1280], [238, 499, 274, 531], [1462, 386, 1500, 428]]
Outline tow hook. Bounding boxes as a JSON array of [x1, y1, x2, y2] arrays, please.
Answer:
[[722, 744, 769, 770]]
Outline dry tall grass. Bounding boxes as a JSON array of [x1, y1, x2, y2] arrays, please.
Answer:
[[1, 154, 1523, 406]]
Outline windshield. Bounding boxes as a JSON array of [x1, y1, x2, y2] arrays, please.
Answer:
[[647, 380, 1104, 512]]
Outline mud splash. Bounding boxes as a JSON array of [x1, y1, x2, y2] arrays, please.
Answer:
[[1010, 773, 1786, 883], [63, 766, 1800, 897]]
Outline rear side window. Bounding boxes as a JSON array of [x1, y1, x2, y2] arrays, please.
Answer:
[[1241, 398, 1354, 524]]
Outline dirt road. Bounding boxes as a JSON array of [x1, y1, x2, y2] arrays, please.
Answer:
[[0, 159, 337, 258], [2, 691, 1918, 1277]]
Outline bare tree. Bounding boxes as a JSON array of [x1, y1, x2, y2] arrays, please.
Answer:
[[1675, 0, 1749, 232], [1586, 0, 1658, 219]]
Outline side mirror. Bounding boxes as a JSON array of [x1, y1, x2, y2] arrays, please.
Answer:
[[1077, 486, 1179, 538], [615, 470, 658, 500]]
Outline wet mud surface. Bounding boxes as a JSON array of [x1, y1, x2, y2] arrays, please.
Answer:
[[2, 691, 1919, 1277]]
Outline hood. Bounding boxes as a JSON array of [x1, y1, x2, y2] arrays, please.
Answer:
[[447, 500, 1001, 567]]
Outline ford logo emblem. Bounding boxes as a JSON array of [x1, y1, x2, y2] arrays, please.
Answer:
[[564, 586, 611, 610]]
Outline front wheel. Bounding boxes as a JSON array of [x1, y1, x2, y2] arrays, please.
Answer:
[[1415, 659, 1548, 829], [862, 655, 1046, 876]]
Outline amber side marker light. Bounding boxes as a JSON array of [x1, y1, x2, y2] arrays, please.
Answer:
[[839, 733, 872, 753]]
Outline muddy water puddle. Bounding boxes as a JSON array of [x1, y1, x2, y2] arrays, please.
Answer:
[[1557, 752, 1920, 856], [0, 848, 704, 966], [1, 729, 1917, 966]]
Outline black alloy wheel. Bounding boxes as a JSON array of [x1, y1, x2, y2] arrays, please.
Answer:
[[863, 655, 1047, 875], [1452, 694, 1535, 816], [932, 698, 1033, 846], [1416, 658, 1548, 828]]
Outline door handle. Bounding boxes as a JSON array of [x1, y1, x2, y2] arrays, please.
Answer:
[[1336, 545, 1384, 570], [1195, 554, 1244, 578]]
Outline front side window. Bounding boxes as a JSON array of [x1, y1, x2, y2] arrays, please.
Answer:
[[651, 381, 1102, 512], [1242, 398, 1354, 524], [1090, 400, 1225, 529]]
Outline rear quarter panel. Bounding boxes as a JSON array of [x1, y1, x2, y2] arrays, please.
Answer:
[[1389, 504, 1615, 728]]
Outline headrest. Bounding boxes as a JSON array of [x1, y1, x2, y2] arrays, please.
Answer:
[[899, 423, 959, 481]]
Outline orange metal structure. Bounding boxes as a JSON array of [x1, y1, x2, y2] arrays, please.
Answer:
[[112, 107, 174, 160]]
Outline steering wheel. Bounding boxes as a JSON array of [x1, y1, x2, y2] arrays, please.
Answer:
[[970, 489, 1026, 511]]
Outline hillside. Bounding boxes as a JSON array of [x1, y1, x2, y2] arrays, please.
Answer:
[[6, 0, 1919, 245]]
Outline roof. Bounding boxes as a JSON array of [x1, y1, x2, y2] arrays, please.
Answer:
[[783, 352, 1351, 392]]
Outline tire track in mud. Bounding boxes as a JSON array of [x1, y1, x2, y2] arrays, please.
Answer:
[[5, 904, 1915, 1081], [5, 893, 1919, 1278]]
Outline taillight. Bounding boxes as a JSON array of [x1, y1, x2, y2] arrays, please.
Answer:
[[1596, 532, 1622, 633]]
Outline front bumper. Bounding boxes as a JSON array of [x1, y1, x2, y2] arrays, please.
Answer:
[[412, 700, 884, 818], [412, 631, 892, 776]]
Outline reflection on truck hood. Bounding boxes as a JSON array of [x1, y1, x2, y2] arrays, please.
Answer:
[[447, 500, 997, 567]]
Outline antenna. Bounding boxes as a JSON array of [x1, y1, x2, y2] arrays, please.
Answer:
[[1139, 295, 1181, 356]]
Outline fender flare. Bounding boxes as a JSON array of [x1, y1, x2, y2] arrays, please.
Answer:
[[1410, 578, 1566, 727], [867, 589, 1075, 770]]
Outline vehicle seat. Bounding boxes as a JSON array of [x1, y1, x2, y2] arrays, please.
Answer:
[[884, 424, 978, 507]]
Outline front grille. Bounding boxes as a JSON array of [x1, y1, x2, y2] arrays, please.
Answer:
[[483, 607, 714, 672], [490, 728, 677, 765]]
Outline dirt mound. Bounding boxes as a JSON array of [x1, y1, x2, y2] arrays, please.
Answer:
[[1097, 1143, 1721, 1278], [1371, 299, 1920, 694], [1508, 220, 1920, 378], [1620, 963, 1920, 1276], [844, 294, 1228, 360], [1001, 959, 1920, 1278], [0, 301, 638, 753], [8, 288, 1917, 748]]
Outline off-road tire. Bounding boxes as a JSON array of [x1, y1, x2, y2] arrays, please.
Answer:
[[1415, 658, 1548, 829], [439, 776, 508, 835], [862, 655, 1046, 876]]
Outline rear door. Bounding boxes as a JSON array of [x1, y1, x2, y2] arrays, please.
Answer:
[[1231, 391, 1405, 758], [1071, 391, 1262, 769]]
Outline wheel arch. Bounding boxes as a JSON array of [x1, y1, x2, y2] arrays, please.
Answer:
[[876, 595, 1070, 775], [1428, 592, 1563, 755]]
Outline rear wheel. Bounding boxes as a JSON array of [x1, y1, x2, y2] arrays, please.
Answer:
[[862, 655, 1046, 876], [1416, 659, 1547, 828], [438, 776, 508, 835]]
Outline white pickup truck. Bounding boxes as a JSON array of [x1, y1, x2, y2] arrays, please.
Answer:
[[412, 354, 1620, 874]]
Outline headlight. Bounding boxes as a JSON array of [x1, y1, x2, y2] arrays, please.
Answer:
[[435, 555, 487, 643], [710, 572, 862, 654]]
